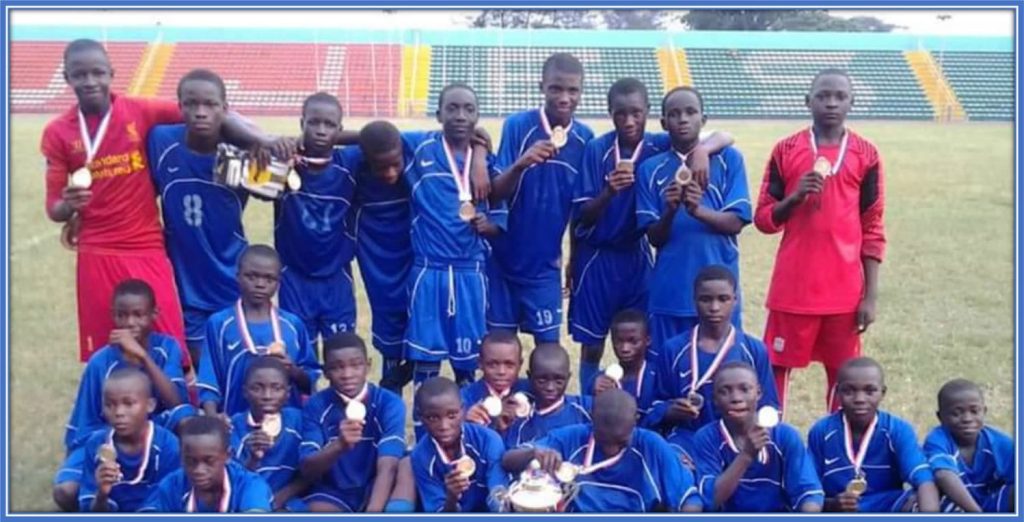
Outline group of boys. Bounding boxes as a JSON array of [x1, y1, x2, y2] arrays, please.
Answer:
[[41, 38, 1011, 512]]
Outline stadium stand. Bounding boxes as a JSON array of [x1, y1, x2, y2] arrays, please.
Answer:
[[937, 51, 1015, 121], [686, 49, 935, 120], [9, 28, 1013, 121]]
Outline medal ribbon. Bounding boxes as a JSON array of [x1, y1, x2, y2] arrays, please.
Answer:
[[77, 108, 113, 165], [808, 126, 849, 176], [689, 325, 737, 395], [622, 361, 647, 399], [580, 436, 626, 475], [485, 383, 510, 401], [431, 435, 466, 466], [538, 107, 573, 141], [186, 468, 232, 513], [613, 135, 644, 166], [719, 420, 768, 465], [106, 421, 154, 485], [535, 396, 565, 417], [234, 300, 283, 355], [843, 413, 878, 477], [442, 137, 473, 203], [336, 383, 369, 405]]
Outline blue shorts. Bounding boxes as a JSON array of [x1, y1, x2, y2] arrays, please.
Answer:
[[940, 486, 1012, 513], [405, 260, 487, 371], [370, 308, 407, 360], [280, 496, 309, 512], [279, 264, 356, 342], [184, 307, 214, 347], [487, 263, 562, 343], [569, 245, 651, 345], [305, 484, 366, 512], [54, 447, 86, 485]]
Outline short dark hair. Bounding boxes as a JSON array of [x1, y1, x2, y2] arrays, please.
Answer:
[[244, 355, 289, 385], [105, 367, 152, 394], [938, 378, 984, 410], [542, 52, 584, 80], [358, 120, 403, 156], [529, 343, 569, 370], [302, 91, 343, 118], [63, 38, 107, 65], [715, 360, 757, 382], [177, 68, 227, 102], [437, 82, 477, 112], [810, 68, 852, 93], [113, 278, 156, 310], [694, 265, 737, 294], [661, 85, 705, 115], [611, 308, 648, 331], [180, 415, 229, 448], [607, 77, 649, 110], [838, 356, 885, 383], [238, 244, 280, 270], [322, 332, 368, 359], [481, 330, 522, 359], [414, 376, 461, 412]]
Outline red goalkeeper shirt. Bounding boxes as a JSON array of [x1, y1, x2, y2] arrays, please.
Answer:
[[754, 127, 886, 315]]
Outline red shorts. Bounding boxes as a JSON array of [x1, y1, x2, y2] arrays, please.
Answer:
[[77, 249, 190, 368], [764, 310, 860, 369]]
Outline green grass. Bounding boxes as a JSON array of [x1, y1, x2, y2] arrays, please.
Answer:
[[9, 115, 1015, 511]]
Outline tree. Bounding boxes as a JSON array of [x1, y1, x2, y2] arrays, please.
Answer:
[[468, 10, 598, 29], [600, 10, 668, 30], [680, 9, 898, 32]]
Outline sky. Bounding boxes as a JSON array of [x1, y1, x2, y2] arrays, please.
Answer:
[[10, 8, 1015, 36]]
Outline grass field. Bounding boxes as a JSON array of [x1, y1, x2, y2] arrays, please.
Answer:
[[8, 114, 1016, 511]]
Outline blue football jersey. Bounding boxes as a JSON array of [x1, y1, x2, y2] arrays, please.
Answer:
[[635, 146, 751, 317], [692, 421, 823, 512], [573, 131, 670, 250], [229, 407, 304, 493], [407, 131, 507, 264], [274, 147, 356, 278], [350, 132, 428, 312], [197, 305, 320, 416], [78, 423, 181, 512], [492, 109, 594, 284], [149, 124, 247, 312], [505, 394, 592, 449], [533, 424, 701, 512], [141, 460, 273, 512], [299, 384, 406, 506], [924, 425, 1014, 512], [808, 411, 934, 512], [411, 423, 507, 512], [65, 333, 188, 451]]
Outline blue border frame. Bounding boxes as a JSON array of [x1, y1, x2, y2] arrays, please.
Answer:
[[1, 1, 1020, 521]]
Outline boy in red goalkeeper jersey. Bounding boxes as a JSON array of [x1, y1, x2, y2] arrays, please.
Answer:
[[753, 69, 886, 415]]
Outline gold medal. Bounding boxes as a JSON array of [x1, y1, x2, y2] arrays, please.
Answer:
[[70, 167, 93, 189], [99, 443, 116, 463], [550, 126, 568, 149], [813, 156, 832, 177], [261, 413, 282, 439], [454, 455, 476, 478], [846, 475, 868, 496], [686, 391, 704, 410], [286, 170, 302, 192], [268, 341, 285, 356], [459, 201, 476, 222], [674, 165, 693, 186], [616, 159, 634, 174]]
